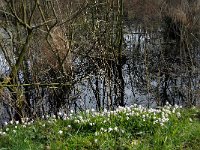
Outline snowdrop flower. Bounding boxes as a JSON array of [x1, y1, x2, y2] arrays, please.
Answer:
[[22, 125, 26, 128], [6, 128, 9, 131], [70, 110, 74, 113], [58, 130, 63, 135], [15, 126, 17, 129], [189, 118, 193, 122], [67, 125, 71, 128], [15, 121, 19, 125], [42, 124, 46, 127], [52, 114, 56, 119]]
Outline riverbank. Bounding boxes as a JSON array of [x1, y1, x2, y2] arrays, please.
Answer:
[[0, 105, 199, 150]]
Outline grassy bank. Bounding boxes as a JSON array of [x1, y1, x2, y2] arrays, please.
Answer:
[[0, 104, 199, 150]]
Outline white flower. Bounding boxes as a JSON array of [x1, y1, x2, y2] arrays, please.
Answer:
[[4, 122, 8, 126], [114, 127, 118, 132], [42, 124, 46, 127], [177, 112, 181, 118], [70, 110, 74, 113], [67, 125, 72, 128], [13, 130, 16, 133], [86, 109, 90, 114], [21, 118, 26, 123], [6, 128, 9, 131], [160, 123, 164, 126], [94, 139, 98, 143], [58, 112, 62, 116], [10, 120, 14, 124], [58, 130, 63, 135], [189, 118, 193, 122], [52, 114, 56, 118], [121, 129, 125, 133], [15, 126, 17, 129], [174, 104, 178, 109], [94, 132, 99, 136], [22, 125, 26, 128], [100, 128, 104, 131], [74, 119, 80, 123], [108, 127, 113, 132], [15, 121, 19, 125]]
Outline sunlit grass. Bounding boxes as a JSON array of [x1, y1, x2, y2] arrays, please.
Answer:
[[0, 104, 199, 150]]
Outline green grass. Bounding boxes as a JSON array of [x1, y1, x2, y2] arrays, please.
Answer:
[[0, 105, 199, 150]]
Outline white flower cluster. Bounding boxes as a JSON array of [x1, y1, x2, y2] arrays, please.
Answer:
[[0, 103, 183, 137], [94, 126, 125, 136]]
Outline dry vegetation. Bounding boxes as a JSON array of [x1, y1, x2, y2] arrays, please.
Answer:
[[0, 0, 199, 123]]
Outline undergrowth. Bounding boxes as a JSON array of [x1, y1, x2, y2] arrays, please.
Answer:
[[0, 104, 199, 150]]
